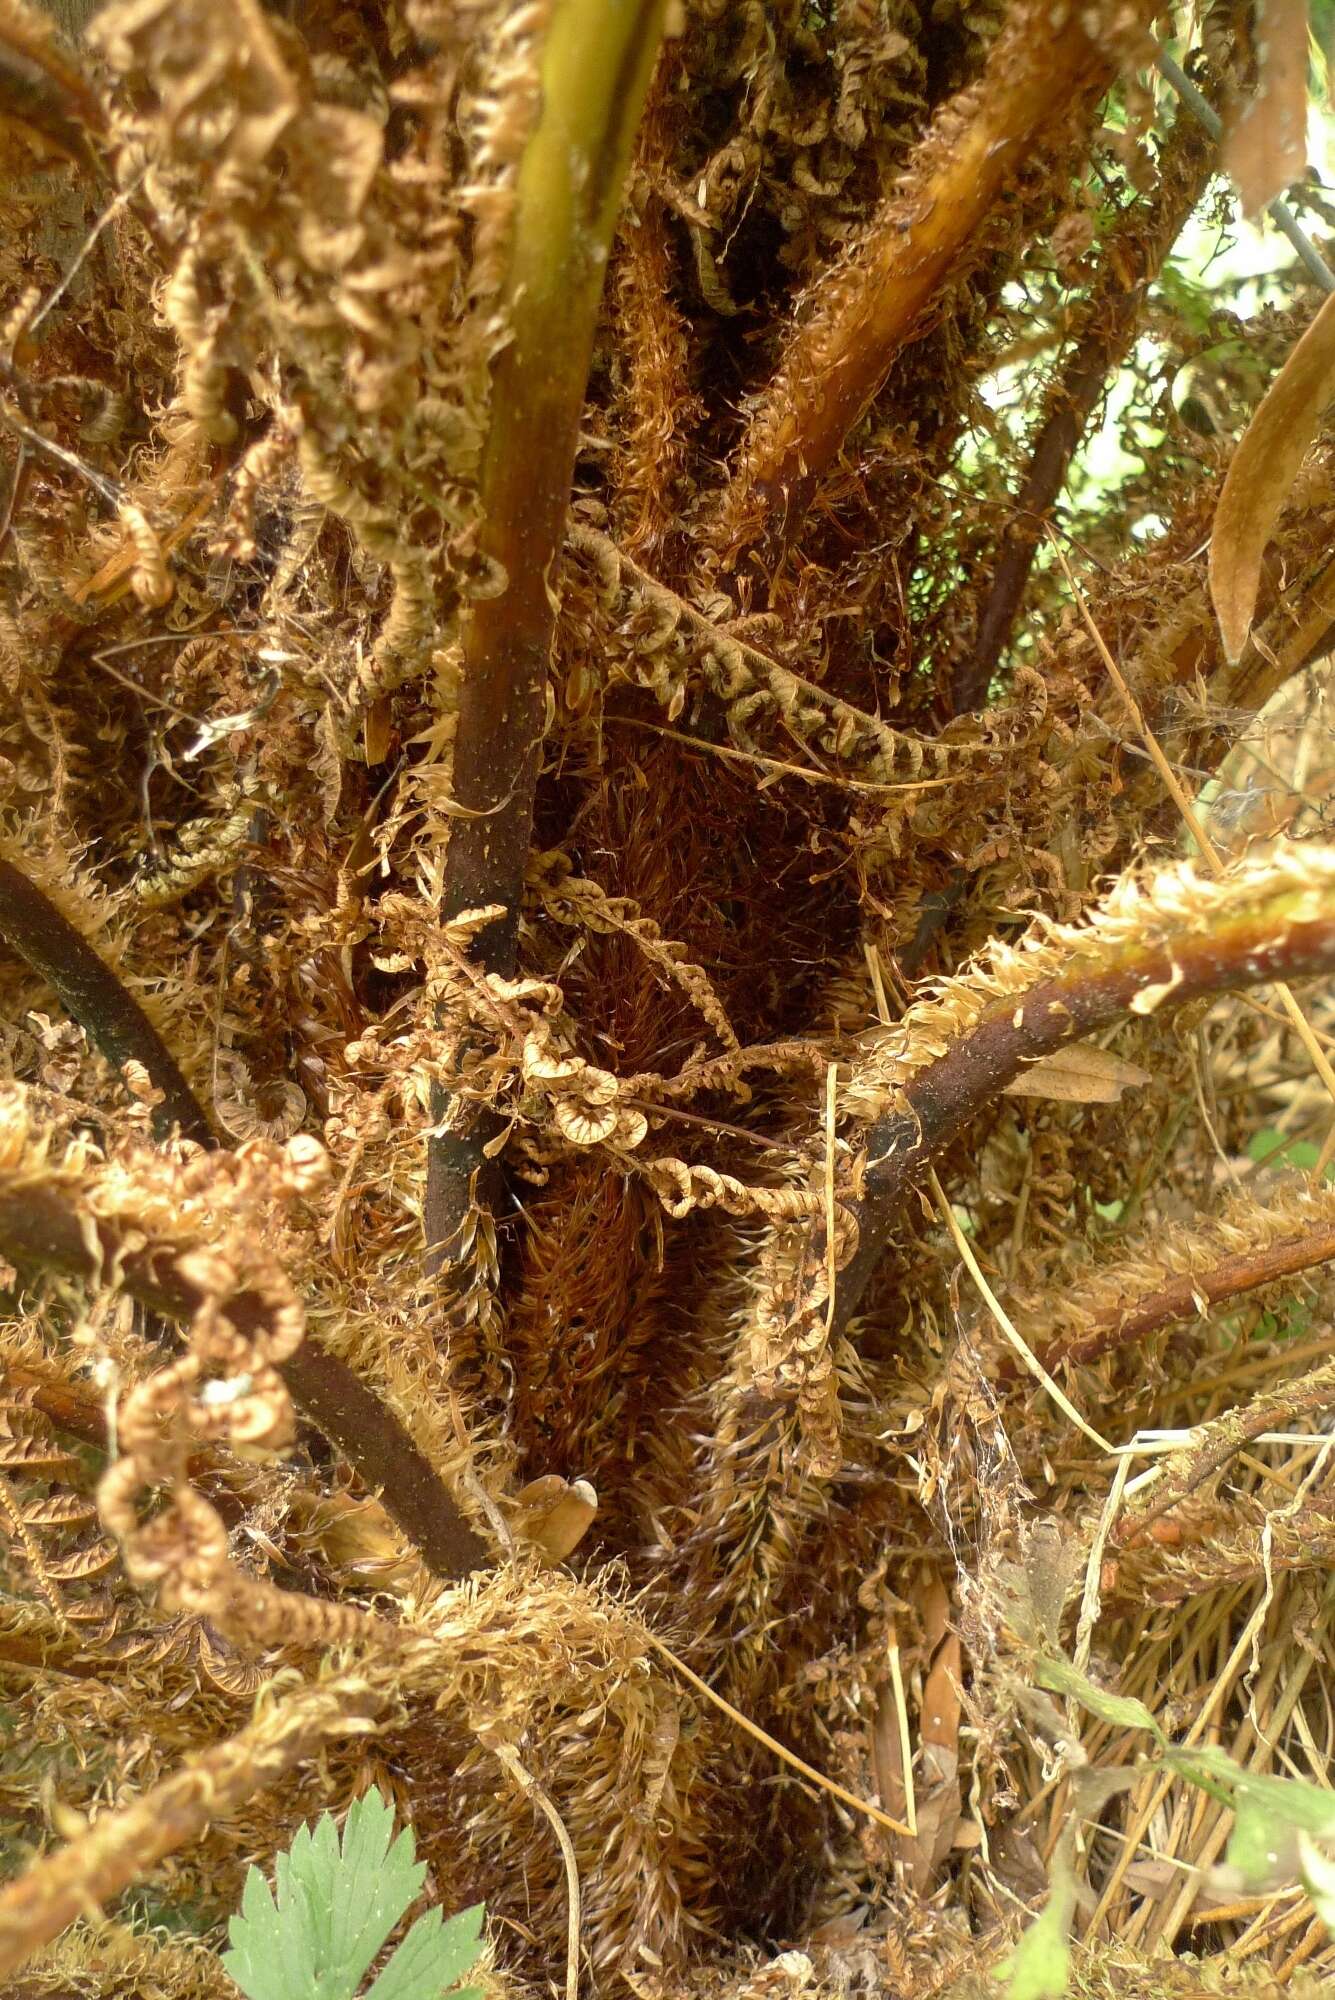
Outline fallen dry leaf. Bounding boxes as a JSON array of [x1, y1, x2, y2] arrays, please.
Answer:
[[1223, 0, 1309, 215], [1002, 1044, 1151, 1104], [908, 1574, 962, 1893], [1209, 287, 1335, 662], [508, 1472, 600, 1560]]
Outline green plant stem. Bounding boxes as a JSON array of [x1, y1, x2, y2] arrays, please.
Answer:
[[0, 856, 214, 1146], [425, 0, 666, 1267]]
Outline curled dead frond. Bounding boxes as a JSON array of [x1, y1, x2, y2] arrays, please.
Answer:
[[0, 1083, 487, 1577], [10, 0, 1335, 1987], [0, 1667, 384, 1982], [531, 847, 738, 1050], [565, 524, 988, 788]]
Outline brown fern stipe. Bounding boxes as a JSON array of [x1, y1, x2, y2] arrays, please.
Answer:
[[0, 855, 214, 1145], [8, 1, 1335, 1993]]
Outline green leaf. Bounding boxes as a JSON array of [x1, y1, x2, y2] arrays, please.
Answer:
[[1166, 1747, 1335, 1889], [999, 1847, 1077, 2000], [328, 1789, 428, 1997], [221, 1789, 483, 2000], [1247, 1127, 1332, 1178], [1034, 1656, 1167, 1748], [364, 1903, 485, 2000], [1298, 1831, 1335, 1926], [431, 1903, 485, 1992]]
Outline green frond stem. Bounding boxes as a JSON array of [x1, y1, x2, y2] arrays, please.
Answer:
[[425, 0, 667, 1266], [828, 870, 1335, 1349], [438, 0, 668, 958], [0, 1179, 487, 1578], [0, 856, 214, 1146], [0, 1671, 382, 1982]]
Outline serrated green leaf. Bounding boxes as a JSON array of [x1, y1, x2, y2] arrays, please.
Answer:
[[1034, 1656, 1166, 1747], [221, 1789, 465, 2000], [363, 1910, 444, 2000], [436, 1904, 486, 1989], [223, 1861, 306, 2000], [331, 1792, 428, 1996], [334, 1788, 394, 1985], [364, 1903, 485, 2000]]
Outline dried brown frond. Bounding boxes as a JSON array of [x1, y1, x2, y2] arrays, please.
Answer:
[[8, 0, 1335, 1991]]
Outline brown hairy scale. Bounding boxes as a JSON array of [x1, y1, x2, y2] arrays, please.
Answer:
[[3, 0, 1335, 1995]]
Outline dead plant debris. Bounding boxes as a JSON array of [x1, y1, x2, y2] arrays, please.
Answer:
[[1, 2, 1335, 1997]]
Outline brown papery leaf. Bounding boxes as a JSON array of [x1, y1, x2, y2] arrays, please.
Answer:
[[510, 1474, 599, 1560], [1209, 287, 1335, 662], [1223, 0, 1309, 215], [1002, 1044, 1150, 1104]]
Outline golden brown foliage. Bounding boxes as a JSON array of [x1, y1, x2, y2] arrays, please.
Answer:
[[4, 3, 1335, 1997]]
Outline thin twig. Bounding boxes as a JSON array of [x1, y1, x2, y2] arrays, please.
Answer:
[[0, 400, 122, 507], [823, 1062, 839, 1340], [884, 1622, 917, 1837], [491, 1741, 581, 2000], [955, 90, 1218, 710], [1155, 46, 1335, 294], [644, 1630, 912, 1836], [1112, 1354, 1335, 1543], [626, 1097, 788, 1153], [29, 174, 146, 332], [928, 1167, 1114, 1453]]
